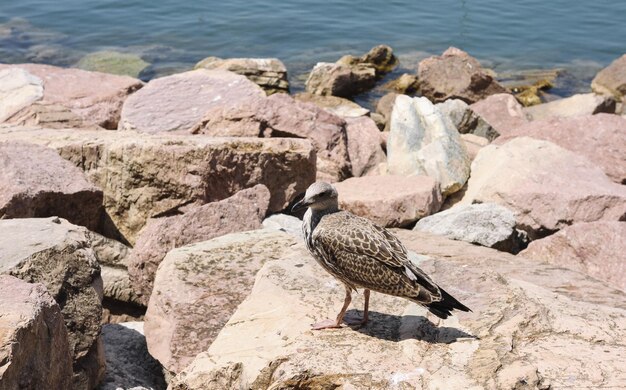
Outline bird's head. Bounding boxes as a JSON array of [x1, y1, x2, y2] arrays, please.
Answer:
[[292, 181, 339, 213]]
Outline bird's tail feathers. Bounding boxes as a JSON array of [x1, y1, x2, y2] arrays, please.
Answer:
[[424, 286, 471, 319]]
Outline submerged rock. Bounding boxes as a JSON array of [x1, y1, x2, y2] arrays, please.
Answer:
[[77, 50, 150, 78]]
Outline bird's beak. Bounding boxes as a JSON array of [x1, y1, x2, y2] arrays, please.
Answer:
[[291, 197, 311, 213]]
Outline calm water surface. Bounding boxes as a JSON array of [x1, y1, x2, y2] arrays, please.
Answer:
[[1, 0, 625, 94]]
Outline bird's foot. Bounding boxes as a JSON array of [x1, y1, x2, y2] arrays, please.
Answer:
[[311, 319, 342, 330], [343, 312, 368, 327]]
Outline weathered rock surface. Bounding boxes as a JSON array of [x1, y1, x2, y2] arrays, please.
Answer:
[[524, 93, 615, 120], [144, 230, 298, 374], [77, 50, 150, 78], [0, 275, 73, 390], [437, 98, 498, 141], [387, 95, 470, 195], [128, 185, 271, 305], [469, 93, 529, 137], [118, 69, 264, 134], [375, 92, 398, 130], [414, 203, 527, 253], [382, 73, 420, 94], [461, 137, 626, 239], [305, 62, 376, 98], [591, 54, 626, 101], [520, 221, 626, 291], [172, 230, 626, 390], [345, 116, 386, 177], [0, 63, 143, 129], [0, 217, 105, 389], [98, 322, 166, 390], [337, 44, 398, 75], [294, 92, 369, 118], [0, 126, 315, 244], [334, 175, 442, 227], [494, 114, 626, 184], [460, 133, 489, 161], [0, 141, 103, 231], [194, 57, 289, 94], [0, 67, 43, 122], [262, 213, 303, 239], [418, 47, 507, 103], [197, 93, 351, 182]]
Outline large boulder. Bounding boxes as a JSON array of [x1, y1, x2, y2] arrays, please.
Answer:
[[461, 137, 626, 239], [0, 141, 103, 231], [494, 114, 626, 184], [171, 230, 626, 390], [0, 275, 73, 390], [344, 116, 386, 177], [194, 57, 289, 94], [414, 203, 527, 253], [0, 67, 43, 122], [591, 54, 626, 101], [305, 62, 376, 98], [128, 185, 271, 305], [118, 69, 265, 134], [0, 126, 315, 244], [418, 47, 507, 103], [0, 63, 143, 129], [524, 93, 615, 121], [387, 95, 470, 195], [520, 221, 626, 291], [469, 93, 529, 137], [0, 217, 105, 389], [334, 175, 442, 228], [144, 230, 298, 374], [99, 322, 166, 390], [437, 98, 498, 141]]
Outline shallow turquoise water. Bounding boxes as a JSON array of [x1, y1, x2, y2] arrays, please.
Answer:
[[1, 0, 625, 92]]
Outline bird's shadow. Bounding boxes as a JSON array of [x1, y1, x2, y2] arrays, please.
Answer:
[[345, 309, 477, 344]]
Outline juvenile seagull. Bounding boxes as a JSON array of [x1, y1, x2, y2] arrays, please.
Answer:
[[292, 181, 471, 330]]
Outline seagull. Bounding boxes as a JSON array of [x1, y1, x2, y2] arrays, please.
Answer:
[[292, 181, 471, 330]]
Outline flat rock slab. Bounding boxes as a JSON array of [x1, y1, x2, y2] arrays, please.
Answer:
[[119, 69, 265, 134], [0, 275, 73, 390], [144, 230, 298, 374], [0, 63, 143, 129], [523, 93, 615, 121], [0, 217, 105, 389], [334, 175, 442, 227], [494, 113, 626, 184], [418, 47, 507, 104], [0, 126, 315, 244], [172, 230, 626, 389], [194, 57, 289, 94], [0, 141, 103, 231], [387, 95, 470, 195], [520, 221, 626, 291], [128, 185, 271, 305], [461, 137, 626, 239]]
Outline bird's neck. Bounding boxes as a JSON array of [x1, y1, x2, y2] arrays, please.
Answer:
[[304, 205, 339, 233]]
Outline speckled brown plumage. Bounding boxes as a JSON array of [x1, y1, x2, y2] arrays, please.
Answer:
[[293, 181, 470, 329]]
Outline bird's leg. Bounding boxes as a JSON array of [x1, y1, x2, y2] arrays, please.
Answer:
[[311, 285, 352, 330], [344, 289, 370, 326]]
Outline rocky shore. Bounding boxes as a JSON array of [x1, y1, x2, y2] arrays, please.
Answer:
[[1, 46, 625, 390]]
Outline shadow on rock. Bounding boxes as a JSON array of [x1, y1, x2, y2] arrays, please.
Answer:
[[347, 309, 477, 344]]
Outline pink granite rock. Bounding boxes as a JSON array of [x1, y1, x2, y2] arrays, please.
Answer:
[[592, 54, 626, 101], [0, 275, 73, 390], [0, 141, 103, 231], [127, 185, 271, 305], [344, 116, 386, 177], [523, 93, 615, 121], [0, 63, 143, 129], [520, 221, 626, 291], [418, 47, 507, 103], [470, 93, 529, 137], [495, 114, 626, 184], [461, 137, 626, 239], [460, 133, 489, 161], [334, 175, 442, 227]]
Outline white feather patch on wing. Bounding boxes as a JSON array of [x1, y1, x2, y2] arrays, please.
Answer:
[[404, 265, 417, 281]]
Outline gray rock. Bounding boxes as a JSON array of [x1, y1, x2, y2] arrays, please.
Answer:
[[0, 217, 105, 389], [414, 203, 528, 253], [98, 322, 166, 390], [387, 95, 471, 195], [262, 213, 303, 239], [436, 98, 499, 141]]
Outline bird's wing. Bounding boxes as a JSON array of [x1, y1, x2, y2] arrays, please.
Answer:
[[313, 212, 441, 298]]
